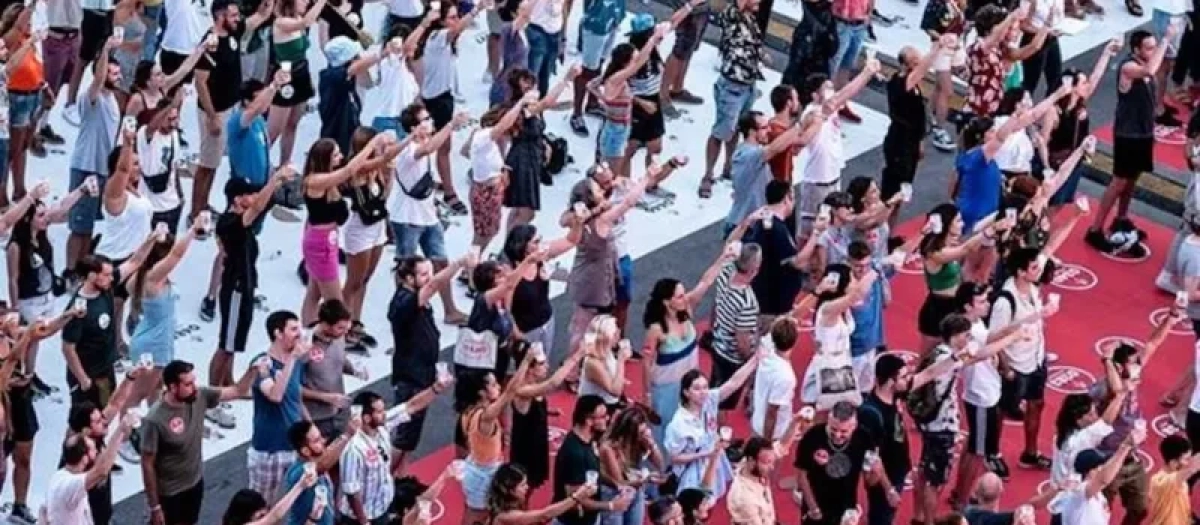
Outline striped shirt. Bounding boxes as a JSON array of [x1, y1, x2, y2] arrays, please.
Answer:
[[711, 263, 760, 364], [340, 429, 394, 520]]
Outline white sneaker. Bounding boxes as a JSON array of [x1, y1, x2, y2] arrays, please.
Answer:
[[117, 440, 140, 464], [62, 105, 81, 127], [206, 405, 236, 429]]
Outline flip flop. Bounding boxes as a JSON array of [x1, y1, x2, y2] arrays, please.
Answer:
[[698, 178, 714, 199]]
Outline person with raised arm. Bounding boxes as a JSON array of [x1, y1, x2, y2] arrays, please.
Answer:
[[46, 410, 137, 523], [465, 97, 536, 260], [0, 5, 52, 207], [510, 343, 586, 494], [454, 246, 547, 379], [483, 463, 599, 525], [724, 108, 823, 238], [362, 8, 430, 135], [281, 416, 362, 525], [220, 469, 319, 525], [1049, 428, 1147, 524], [267, 0, 327, 167], [247, 310, 313, 504], [503, 65, 581, 230]]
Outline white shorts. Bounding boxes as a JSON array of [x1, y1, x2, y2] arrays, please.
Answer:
[[342, 215, 388, 255], [17, 294, 54, 323], [932, 46, 966, 72]]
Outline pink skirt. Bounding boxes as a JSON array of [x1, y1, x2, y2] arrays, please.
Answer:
[[302, 225, 340, 282]]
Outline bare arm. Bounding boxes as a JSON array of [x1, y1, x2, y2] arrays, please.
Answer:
[[275, 0, 328, 32], [87, 37, 118, 102]]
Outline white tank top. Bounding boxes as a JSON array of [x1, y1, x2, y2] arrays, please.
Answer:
[[813, 303, 854, 357], [96, 191, 153, 260], [578, 350, 620, 404], [796, 104, 845, 185]]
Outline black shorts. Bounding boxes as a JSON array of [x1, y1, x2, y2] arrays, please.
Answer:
[[159, 50, 196, 87], [1112, 136, 1154, 180], [630, 94, 666, 144], [671, 11, 708, 61], [422, 91, 455, 131], [709, 353, 746, 411], [918, 430, 955, 487], [80, 10, 113, 63], [391, 381, 430, 451], [917, 293, 958, 338], [217, 286, 254, 353], [881, 130, 921, 199], [152, 205, 183, 237], [271, 60, 315, 107], [161, 479, 204, 525], [8, 384, 38, 443], [964, 402, 999, 457], [1002, 363, 1048, 407]]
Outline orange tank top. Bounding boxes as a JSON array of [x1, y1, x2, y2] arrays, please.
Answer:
[[464, 408, 503, 464], [8, 44, 43, 92]]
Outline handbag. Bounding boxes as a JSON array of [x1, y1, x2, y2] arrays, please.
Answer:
[[398, 171, 436, 200]]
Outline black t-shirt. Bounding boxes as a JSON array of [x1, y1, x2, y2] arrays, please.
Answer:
[[553, 431, 601, 525], [389, 287, 440, 387], [886, 72, 926, 136], [196, 27, 245, 113], [319, 0, 365, 41], [794, 424, 873, 515], [217, 211, 259, 292], [61, 274, 122, 381], [857, 393, 911, 483], [964, 506, 1015, 525], [745, 219, 802, 315]]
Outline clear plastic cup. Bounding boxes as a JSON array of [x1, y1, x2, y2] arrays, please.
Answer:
[[350, 405, 363, 420], [899, 182, 913, 202], [113, 27, 125, 41], [799, 406, 815, 420], [1176, 291, 1189, 309], [718, 426, 733, 441], [435, 362, 450, 382], [417, 500, 432, 518], [450, 459, 466, 480], [280, 61, 293, 73], [74, 297, 88, 312], [585, 470, 599, 486], [1047, 293, 1061, 309]]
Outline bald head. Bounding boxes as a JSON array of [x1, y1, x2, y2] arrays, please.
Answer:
[[973, 473, 1003, 504], [898, 46, 919, 68]]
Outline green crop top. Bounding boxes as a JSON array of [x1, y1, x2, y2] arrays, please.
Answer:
[[924, 260, 961, 292], [273, 34, 309, 63]]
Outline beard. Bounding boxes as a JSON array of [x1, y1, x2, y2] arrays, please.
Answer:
[[103, 80, 118, 91], [179, 391, 198, 403]]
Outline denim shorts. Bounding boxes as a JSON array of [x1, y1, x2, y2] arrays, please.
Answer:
[[711, 76, 755, 142], [1153, 10, 1185, 59], [371, 116, 407, 139], [830, 20, 868, 73], [391, 221, 448, 260], [580, 29, 617, 71], [615, 255, 633, 304], [9, 91, 41, 128], [69, 169, 107, 234], [598, 121, 630, 159]]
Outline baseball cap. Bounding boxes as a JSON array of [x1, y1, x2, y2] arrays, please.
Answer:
[[1073, 449, 1109, 477], [628, 13, 655, 34], [324, 36, 364, 68]]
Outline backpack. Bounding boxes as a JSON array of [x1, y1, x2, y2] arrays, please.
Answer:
[[543, 134, 570, 176], [987, 289, 1016, 328], [904, 349, 955, 425]]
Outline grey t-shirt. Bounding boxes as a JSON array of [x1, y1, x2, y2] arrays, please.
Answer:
[[302, 335, 353, 422], [1170, 235, 1200, 319], [70, 92, 120, 174], [725, 144, 769, 227], [140, 387, 222, 496]]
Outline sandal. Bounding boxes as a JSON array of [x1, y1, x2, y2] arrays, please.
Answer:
[[698, 178, 714, 199], [1125, 0, 1143, 16], [442, 194, 469, 216]]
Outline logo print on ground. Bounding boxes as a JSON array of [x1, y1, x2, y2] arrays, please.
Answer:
[[1149, 308, 1192, 336], [1046, 366, 1097, 395], [1152, 414, 1185, 438], [1093, 336, 1146, 358], [1098, 243, 1152, 264], [1051, 263, 1099, 291]]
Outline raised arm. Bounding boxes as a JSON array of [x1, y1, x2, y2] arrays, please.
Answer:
[[144, 222, 200, 284], [242, 70, 286, 127], [162, 43, 206, 91], [87, 36, 119, 102], [275, 0, 328, 32], [684, 249, 737, 308], [828, 58, 881, 110], [605, 25, 668, 87], [244, 167, 296, 226], [907, 35, 953, 91]]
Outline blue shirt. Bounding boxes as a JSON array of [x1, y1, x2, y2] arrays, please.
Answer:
[[580, 0, 626, 35], [725, 144, 770, 227], [226, 107, 271, 186], [251, 353, 306, 452], [954, 147, 1002, 232], [283, 461, 335, 525], [849, 267, 886, 356]]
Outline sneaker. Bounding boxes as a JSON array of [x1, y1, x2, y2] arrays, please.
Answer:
[[28, 139, 46, 158], [838, 106, 863, 124], [118, 440, 140, 464], [199, 296, 216, 322], [570, 115, 589, 137], [1085, 228, 1111, 252], [8, 503, 36, 525], [38, 126, 65, 145], [30, 375, 57, 396], [987, 455, 1011, 480], [663, 103, 681, 119], [206, 405, 236, 429], [1018, 451, 1051, 470], [931, 126, 956, 151], [671, 89, 704, 105], [63, 105, 81, 127]]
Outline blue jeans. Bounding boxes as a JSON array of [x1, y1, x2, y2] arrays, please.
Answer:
[[830, 20, 868, 74], [526, 24, 560, 96], [390, 221, 448, 260], [711, 76, 755, 142], [141, 4, 163, 62], [600, 485, 646, 525], [370, 116, 407, 139]]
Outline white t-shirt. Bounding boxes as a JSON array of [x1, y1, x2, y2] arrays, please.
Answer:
[[387, 0, 423, 17], [420, 30, 456, 97], [796, 105, 844, 185], [529, 0, 565, 33], [989, 279, 1046, 374], [962, 320, 1002, 407], [81, 0, 113, 11], [469, 129, 505, 183], [993, 116, 1035, 173], [1027, 0, 1064, 29], [161, 0, 211, 54], [751, 350, 796, 440], [388, 145, 438, 227], [136, 127, 182, 212], [361, 53, 417, 124], [46, 469, 92, 525], [1153, 0, 1191, 15], [1051, 420, 1113, 485], [1054, 488, 1110, 525]]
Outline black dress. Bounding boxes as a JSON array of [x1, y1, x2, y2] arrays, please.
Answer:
[[509, 396, 549, 487], [502, 114, 547, 211]]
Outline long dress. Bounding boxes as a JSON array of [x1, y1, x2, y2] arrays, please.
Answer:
[[503, 114, 547, 210], [509, 396, 549, 487]]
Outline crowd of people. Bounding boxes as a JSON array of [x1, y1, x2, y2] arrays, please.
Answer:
[[0, 0, 1189, 522]]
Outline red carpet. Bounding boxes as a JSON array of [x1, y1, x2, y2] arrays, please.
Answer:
[[404, 206, 1199, 523], [1093, 121, 1190, 173]]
